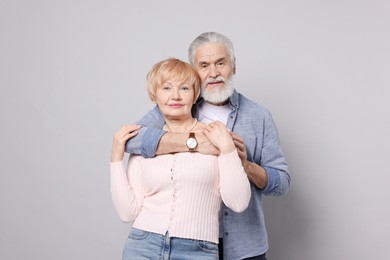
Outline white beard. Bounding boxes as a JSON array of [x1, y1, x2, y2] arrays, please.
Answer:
[[201, 76, 234, 104]]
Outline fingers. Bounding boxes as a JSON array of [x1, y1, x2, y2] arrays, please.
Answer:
[[118, 125, 142, 135], [202, 121, 224, 140], [233, 138, 244, 149], [203, 121, 236, 153], [230, 132, 243, 148], [206, 121, 224, 129], [196, 132, 220, 155], [114, 125, 142, 144], [230, 132, 247, 161], [111, 125, 142, 162], [204, 121, 229, 135], [231, 132, 243, 143], [230, 132, 243, 142]]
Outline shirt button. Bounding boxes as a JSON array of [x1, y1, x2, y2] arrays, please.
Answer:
[[230, 115, 233, 119], [225, 232, 229, 236], [224, 212, 228, 216]]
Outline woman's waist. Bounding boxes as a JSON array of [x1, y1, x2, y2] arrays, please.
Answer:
[[132, 223, 220, 244]]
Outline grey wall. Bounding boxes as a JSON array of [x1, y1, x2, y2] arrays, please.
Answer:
[[1, 0, 389, 259]]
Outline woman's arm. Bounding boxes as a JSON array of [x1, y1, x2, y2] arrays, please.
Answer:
[[217, 150, 251, 212], [110, 155, 144, 222], [202, 121, 251, 212], [110, 125, 144, 222]]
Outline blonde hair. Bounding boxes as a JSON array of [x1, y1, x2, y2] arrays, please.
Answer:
[[146, 58, 201, 103]]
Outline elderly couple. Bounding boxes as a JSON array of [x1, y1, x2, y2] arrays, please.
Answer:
[[110, 32, 291, 260]]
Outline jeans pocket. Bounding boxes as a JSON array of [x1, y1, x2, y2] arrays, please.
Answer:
[[196, 240, 218, 253], [128, 227, 150, 240]]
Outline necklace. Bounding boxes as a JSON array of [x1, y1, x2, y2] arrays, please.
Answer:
[[163, 118, 198, 133]]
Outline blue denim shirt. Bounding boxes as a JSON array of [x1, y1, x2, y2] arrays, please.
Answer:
[[125, 89, 291, 259]]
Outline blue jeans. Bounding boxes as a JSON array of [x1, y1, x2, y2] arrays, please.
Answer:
[[122, 228, 218, 260]]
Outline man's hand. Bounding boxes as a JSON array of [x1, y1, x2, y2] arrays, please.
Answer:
[[230, 132, 268, 189], [230, 132, 249, 167]]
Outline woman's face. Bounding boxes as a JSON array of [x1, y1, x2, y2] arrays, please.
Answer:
[[155, 79, 195, 120]]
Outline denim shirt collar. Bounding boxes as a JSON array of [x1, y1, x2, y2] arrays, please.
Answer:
[[228, 89, 240, 109]]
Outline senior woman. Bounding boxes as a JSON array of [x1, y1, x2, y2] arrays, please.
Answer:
[[110, 58, 250, 260]]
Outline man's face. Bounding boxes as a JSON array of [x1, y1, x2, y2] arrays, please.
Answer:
[[194, 43, 235, 104]]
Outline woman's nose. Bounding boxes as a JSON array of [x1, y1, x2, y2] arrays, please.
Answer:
[[171, 88, 181, 99]]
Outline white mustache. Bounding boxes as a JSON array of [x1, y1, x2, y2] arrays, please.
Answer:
[[204, 77, 225, 86]]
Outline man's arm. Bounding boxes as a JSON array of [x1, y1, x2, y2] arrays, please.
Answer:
[[125, 106, 165, 158], [231, 132, 268, 189], [231, 112, 291, 195], [125, 105, 219, 158], [258, 112, 291, 196], [155, 132, 219, 155], [243, 161, 268, 190]]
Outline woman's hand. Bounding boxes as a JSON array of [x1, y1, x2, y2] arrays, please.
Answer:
[[111, 125, 142, 162], [202, 121, 235, 154]]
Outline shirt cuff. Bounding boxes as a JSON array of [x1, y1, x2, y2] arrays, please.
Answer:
[[262, 166, 281, 194]]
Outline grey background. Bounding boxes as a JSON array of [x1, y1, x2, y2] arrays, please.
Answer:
[[1, 0, 389, 259]]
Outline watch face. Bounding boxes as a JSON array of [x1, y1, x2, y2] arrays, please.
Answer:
[[186, 138, 197, 149]]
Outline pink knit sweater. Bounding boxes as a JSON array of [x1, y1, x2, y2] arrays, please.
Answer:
[[110, 149, 250, 243]]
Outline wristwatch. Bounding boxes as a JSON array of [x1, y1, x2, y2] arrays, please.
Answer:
[[186, 132, 198, 151]]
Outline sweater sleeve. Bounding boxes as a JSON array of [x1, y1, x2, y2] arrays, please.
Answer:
[[218, 149, 251, 212], [110, 155, 144, 222]]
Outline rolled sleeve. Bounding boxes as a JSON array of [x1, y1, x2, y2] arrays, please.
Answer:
[[140, 127, 166, 158], [262, 166, 290, 196], [125, 106, 166, 157]]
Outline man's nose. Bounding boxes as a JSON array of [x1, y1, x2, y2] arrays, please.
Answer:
[[209, 65, 220, 77]]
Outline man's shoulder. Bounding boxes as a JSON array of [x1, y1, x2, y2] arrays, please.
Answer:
[[236, 91, 271, 117]]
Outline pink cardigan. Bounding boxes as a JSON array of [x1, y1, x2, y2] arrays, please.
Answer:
[[110, 149, 250, 243]]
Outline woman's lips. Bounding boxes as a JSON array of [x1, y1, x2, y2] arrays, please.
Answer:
[[169, 104, 183, 108]]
